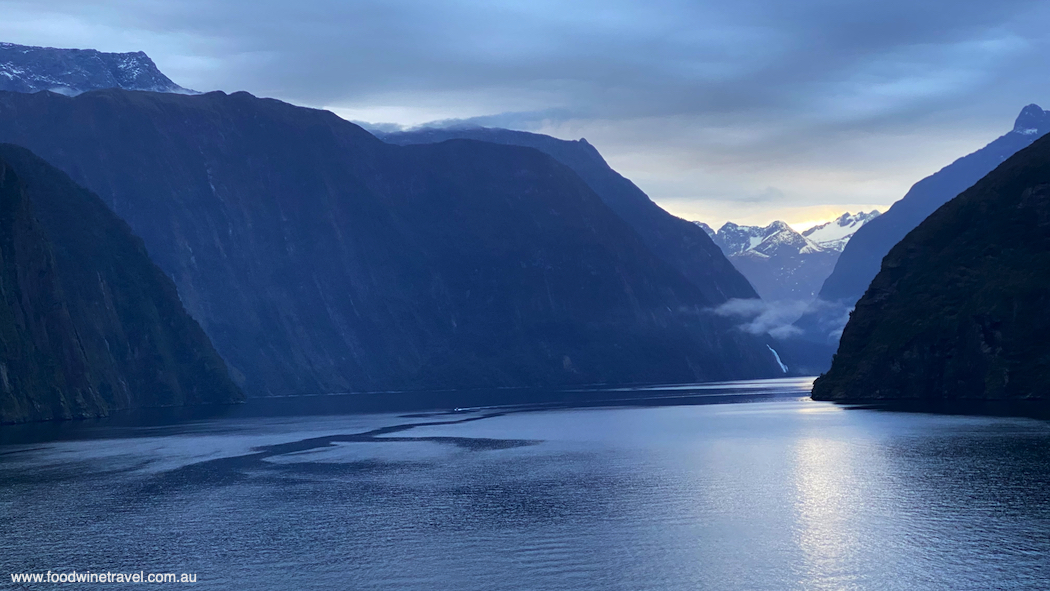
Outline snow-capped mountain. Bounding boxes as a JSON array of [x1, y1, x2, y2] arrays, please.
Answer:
[[802, 210, 880, 252], [714, 221, 826, 258], [0, 42, 190, 95], [697, 213, 877, 301]]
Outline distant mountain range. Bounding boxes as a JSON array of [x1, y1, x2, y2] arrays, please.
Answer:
[[695, 212, 879, 301], [796, 104, 1050, 347], [813, 132, 1050, 407], [0, 42, 190, 95]]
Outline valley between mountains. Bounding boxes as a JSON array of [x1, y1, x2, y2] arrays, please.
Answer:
[[0, 42, 1048, 419]]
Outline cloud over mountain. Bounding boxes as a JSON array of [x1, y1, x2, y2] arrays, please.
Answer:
[[1, 0, 1049, 222]]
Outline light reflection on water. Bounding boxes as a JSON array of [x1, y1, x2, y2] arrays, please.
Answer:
[[0, 379, 1048, 590], [793, 436, 866, 591]]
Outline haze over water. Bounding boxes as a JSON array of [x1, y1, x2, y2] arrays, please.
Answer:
[[1, 379, 1048, 590]]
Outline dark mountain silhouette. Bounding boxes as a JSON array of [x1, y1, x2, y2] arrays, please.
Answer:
[[0, 89, 783, 396], [812, 133, 1050, 406], [0, 42, 189, 95], [795, 104, 1050, 350], [0, 144, 241, 423], [379, 127, 757, 305]]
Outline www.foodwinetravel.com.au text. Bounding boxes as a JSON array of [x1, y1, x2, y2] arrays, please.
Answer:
[[11, 570, 197, 584]]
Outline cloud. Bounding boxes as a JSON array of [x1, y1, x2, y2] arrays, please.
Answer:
[[710, 297, 852, 339], [359, 108, 582, 134], [2, 0, 1050, 223]]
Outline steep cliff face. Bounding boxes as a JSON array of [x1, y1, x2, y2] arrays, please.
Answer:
[[812, 134, 1050, 403], [380, 127, 757, 304], [0, 90, 782, 396], [0, 144, 241, 423], [0, 149, 94, 422]]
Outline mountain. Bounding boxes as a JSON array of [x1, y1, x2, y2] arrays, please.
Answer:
[[714, 221, 825, 257], [700, 220, 838, 301], [798, 105, 1050, 345], [0, 42, 189, 95], [802, 211, 881, 252], [812, 133, 1050, 406], [0, 89, 784, 396], [0, 144, 241, 423], [694, 222, 716, 238], [378, 127, 757, 305]]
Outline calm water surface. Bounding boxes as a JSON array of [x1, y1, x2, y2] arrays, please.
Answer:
[[1, 378, 1049, 590]]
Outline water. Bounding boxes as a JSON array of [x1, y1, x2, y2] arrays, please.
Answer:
[[1, 378, 1049, 590]]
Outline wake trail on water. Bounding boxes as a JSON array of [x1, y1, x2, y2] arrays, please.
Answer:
[[133, 411, 535, 495]]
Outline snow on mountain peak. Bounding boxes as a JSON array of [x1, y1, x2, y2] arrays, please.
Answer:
[[708, 219, 823, 258], [1013, 104, 1050, 135], [802, 210, 880, 252], [694, 219, 838, 301], [0, 42, 192, 95], [694, 211, 881, 301]]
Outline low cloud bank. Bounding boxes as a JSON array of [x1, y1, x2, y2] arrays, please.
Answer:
[[710, 298, 850, 340]]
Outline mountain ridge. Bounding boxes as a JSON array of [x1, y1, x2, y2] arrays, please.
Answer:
[[697, 213, 878, 301], [819, 104, 1050, 304], [794, 104, 1050, 350], [378, 126, 758, 305], [812, 132, 1050, 405], [0, 89, 784, 396], [802, 211, 881, 252], [0, 42, 190, 95]]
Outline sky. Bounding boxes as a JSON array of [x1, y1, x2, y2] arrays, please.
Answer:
[[2, 0, 1049, 229]]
